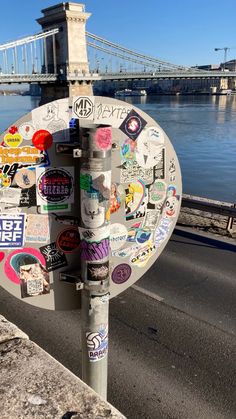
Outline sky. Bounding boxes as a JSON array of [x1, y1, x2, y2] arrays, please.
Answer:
[[0, 0, 235, 67]]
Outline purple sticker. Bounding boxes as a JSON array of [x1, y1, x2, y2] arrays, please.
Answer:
[[80, 238, 109, 261], [111, 263, 132, 284]]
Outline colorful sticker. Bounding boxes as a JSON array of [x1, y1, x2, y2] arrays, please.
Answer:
[[32, 129, 53, 151], [110, 223, 128, 251], [19, 123, 36, 140], [0, 214, 25, 249], [163, 196, 179, 218], [36, 167, 74, 205], [20, 263, 50, 298], [87, 261, 109, 281], [56, 228, 80, 253], [80, 237, 109, 261], [95, 127, 112, 151], [4, 248, 46, 284], [4, 132, 23, 148], [155, 218, 173, 247], [111, 264, 132, 284], [110, 183, 124, 215], [14, 169, 36, 189], [40, 203, 71, 213], [25, 214, 50, 243], [119, 109, 147, 140], [0, 146, 48, 166], [40, 242, 68, 272], [0, 170, 11, 188], [130, 241, 156, 268], [0, 251, 5, 262], [120, 138, 137, 162], [86, 325, 108, 362], [125, 180, 146, 220], [149, 180, 167, 205]]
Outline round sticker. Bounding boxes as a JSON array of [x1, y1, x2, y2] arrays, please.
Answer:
[[4, 248, 46, 285], [19, 123, 36, 140], [110, 223, 128, 251], [149, 180, 167, 204], [32, 129, 53, 151], [95, 127, 112, 150], [112, 264, 132, 284], [57, 228, 80, 253], [15, 169, 36, 189], [37, 168, 73, 204]]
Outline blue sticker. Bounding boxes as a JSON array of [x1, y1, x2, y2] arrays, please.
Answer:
[[0, 214, 25, 248]]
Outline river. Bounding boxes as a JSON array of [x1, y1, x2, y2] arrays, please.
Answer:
[[0, 94, 236, 202]]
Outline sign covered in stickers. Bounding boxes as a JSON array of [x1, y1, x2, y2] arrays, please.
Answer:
[[0, 96, 181, 311]]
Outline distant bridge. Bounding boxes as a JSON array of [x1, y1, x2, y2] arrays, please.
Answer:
[[0, 3, 234, 99]]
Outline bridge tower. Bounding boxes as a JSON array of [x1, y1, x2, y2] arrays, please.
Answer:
[[37, 2, 93, 103]]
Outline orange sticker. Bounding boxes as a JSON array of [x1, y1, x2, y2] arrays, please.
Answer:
[[32, 130, 53, 151]]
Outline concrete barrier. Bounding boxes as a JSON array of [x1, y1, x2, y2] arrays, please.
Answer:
[[0, 315, 125, 419]]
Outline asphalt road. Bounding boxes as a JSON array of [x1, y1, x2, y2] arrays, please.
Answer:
[[0, 228, 236, 419]]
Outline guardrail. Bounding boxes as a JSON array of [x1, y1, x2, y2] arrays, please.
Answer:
[[181, 194, 236, 232]]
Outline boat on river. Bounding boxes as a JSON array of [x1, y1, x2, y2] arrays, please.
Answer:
[[115, 89, 147, 97]]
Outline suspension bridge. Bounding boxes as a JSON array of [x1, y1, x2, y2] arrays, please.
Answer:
[[0, 2, 235, 100]]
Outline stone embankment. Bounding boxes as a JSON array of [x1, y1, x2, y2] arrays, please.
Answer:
[[0, 315, 125, 419]]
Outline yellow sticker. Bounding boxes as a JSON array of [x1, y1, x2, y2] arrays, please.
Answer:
[[4, 133, 23, 148]]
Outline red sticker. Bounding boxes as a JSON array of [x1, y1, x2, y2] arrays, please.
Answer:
[[0, 252, 5, 262], [57, 228, 80, 253], [95, 127, 112, 151], [32, 129, 53, 151], [4, 248, 46, 284]]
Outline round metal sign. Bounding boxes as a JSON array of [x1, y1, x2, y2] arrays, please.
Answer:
[[0, 96, 181, 309]]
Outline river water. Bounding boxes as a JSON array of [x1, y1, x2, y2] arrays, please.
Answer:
[[0, 94, 236, 202]]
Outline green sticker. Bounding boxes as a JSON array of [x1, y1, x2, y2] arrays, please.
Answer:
[[80, 173, 92, 191]]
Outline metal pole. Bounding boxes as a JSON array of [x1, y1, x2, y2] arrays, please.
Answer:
[[78, 125, 112, 400], [43, 37, 48, 74]]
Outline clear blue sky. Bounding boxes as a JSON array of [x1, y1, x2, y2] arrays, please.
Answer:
[[0, 0, 235, 66]]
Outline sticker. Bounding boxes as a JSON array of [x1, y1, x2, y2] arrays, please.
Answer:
[[56, 228, 80, 253], [81, 197, 105, 228], [111, 264, 132, 284], [73, 96, 95, 119], [0, 146, 47, 166], [4, 132, 23, 148], [19, 123, 36, 140], [19, 186, 37, 208], [163, 196, 179, 218], [36, 167, 74, 205], [95, 127, 112, 151], [14, 169, 36, 189], [125, 180, 146, 220], [79, 226, 109, 242], [120, 138, 137, 162], [40, 242, 68, 272], [32, 129, 53, 151], [20, 263, 50, 298], [149, 180, 167, 205], [119, 109, 147, 140], [143, 210, 161, 229], [110, 223, 128, 251], [87, 261, 109, 281], [153, 149, 165, 180], [110, 183, 124, 215], [32, 101, 70, 143], [86, 325, 108, 362], [80, 237, 109, 261], [40, 203, 71, 213], [0, 170, 11, 188], [135, 229, 152, 244], [51, 214, 80, 226], [0, 214, 25, 248], [155, 218, 173, 246], [120, 161, 154, 184], [4, 248, 46, 284], [111, 244, 140, 258], [94, 102, 131, 127], [80, 171, 111, 199], [130, 241, 156, 268], [169, 158, 176, 182], [136, 132, 164, 169], [0, 187, 21, 206], [25, 214, 50, 243], [0, 164, 19, 185]]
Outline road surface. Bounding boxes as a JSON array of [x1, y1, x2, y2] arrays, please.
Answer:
[[0, 228, 235, 418]]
